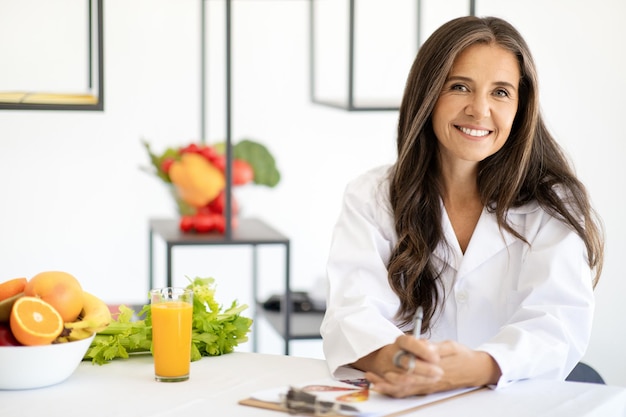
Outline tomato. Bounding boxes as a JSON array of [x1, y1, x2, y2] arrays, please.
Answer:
[[190, 213, 228, 233], [232, 159, 254, 185], [211, 154, 226, 173], [198, 146, 218, 162], [196, 205, 212, 215], [212, 213, 226, 233], [0, 323, 21, 346], [161, 157, 175, 174], [180, 143, 200, 154], [179, 215, 194, 232], [207, 192, 225, 214], [193, 214, 215, 233], [207, 190, 238, 215]]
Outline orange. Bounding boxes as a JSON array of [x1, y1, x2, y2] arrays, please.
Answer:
[[24, 271, 84, 323], [0, 277, 27, 302], [10, 296, 63, 346]]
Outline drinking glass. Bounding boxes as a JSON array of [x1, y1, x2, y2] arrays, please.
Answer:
[[150, 287, 193, 382]]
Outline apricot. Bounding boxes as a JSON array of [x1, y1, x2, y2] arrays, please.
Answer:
[[24, 271, 84, 323]]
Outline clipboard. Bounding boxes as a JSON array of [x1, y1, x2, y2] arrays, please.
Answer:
[[238, 379, 484, 417]]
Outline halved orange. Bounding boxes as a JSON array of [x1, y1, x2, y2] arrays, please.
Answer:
[[9, 296, 63, 346], [0, 277, 27, 302]]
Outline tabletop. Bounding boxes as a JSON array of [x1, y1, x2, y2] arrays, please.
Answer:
[[1, 352, 625, 417], [149, 217, 289, 245]]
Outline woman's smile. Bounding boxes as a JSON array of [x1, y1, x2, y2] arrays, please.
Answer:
[[455, 125, 493, 139]]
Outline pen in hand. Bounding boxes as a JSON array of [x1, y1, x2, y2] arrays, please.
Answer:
[[392, 306, 425, 374], [397, 306, 423, 374], [413, 306, 424, 339]]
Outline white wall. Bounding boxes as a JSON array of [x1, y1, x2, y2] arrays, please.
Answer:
[[1, 0, 624, 386]]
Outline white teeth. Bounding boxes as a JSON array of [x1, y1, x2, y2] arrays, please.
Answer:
[[458, 126, 490, 137]]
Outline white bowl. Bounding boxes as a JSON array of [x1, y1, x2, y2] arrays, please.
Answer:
[[0, 334, 94, 390]]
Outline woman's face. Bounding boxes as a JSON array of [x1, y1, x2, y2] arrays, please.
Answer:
[[432, 43, 520, 169]]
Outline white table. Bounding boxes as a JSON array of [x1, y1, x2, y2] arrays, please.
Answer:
[[1, 352, 625, 417]]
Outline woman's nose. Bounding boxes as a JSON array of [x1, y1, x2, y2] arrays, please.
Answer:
[[464, 95, 490, 120]]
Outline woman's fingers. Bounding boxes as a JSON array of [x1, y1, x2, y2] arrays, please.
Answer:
[[365, 368, 442, 397], [392, 349, 443, 379], [397, 335, 440, 364], [366, 336, 445, 397]]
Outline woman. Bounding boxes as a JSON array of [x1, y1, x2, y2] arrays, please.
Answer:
[[320, 16, 604, 397]]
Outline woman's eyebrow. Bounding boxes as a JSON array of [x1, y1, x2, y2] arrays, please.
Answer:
[[446, 75, 518, 91]]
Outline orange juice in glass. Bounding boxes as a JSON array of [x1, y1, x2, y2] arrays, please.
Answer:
[[150, 287, 193, 382]]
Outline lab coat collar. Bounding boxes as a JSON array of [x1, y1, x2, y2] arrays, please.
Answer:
[[434, 200, 540, 278]]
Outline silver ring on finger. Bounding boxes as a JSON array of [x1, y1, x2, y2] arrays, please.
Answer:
[[392, 350, 409, 368]]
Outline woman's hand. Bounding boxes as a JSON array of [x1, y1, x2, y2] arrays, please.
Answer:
[[353, 335, 444, 398], [358, 338, 501, 398], [433, 340, 501, 390]]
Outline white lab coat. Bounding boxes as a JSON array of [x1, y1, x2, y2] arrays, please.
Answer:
[[320, 165, 594, 388]]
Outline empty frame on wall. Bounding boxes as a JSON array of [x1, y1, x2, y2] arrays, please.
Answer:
[[0, 0, 104, 111], [309, 0, 475, 111]]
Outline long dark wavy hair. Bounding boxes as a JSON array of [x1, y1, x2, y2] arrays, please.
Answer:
[[388, 16, 604, 331]]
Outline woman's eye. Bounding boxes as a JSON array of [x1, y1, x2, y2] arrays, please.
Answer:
[[451, 84, 468, 92], [494, 88, 510, 98]]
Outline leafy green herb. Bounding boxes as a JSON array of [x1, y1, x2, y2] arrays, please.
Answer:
[[215, 139, 281, 187], [84, 277, 252, 365], [140, 140, 180, 183]]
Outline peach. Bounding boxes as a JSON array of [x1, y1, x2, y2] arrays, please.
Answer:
[[24, 271, 83, 323]]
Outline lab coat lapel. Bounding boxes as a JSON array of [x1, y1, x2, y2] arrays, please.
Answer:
[[458, 209, 517, 278], [433, 206, 463, 272], [433, 206, 518, 278]]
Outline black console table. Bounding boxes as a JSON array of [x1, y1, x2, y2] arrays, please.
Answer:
[[148, 217, 297, 354]]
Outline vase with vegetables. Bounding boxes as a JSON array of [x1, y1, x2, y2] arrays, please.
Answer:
[[142, 139, 280, 233]]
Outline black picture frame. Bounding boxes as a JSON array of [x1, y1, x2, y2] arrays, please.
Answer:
[[0, 0, 104, 111], [309, 0, 475, 111]]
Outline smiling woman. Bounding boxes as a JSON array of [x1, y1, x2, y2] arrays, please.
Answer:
[[0, 0, 103, 111], [320, 15, 604, 398]]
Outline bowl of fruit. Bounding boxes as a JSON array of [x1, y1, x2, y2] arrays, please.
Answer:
[[0, 272, 111, 390]]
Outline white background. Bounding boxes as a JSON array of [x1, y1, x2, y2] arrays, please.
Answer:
[[0, 0, 624, 386]]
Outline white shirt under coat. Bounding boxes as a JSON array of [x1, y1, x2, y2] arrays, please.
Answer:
[[320, 165, 595, 388]]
